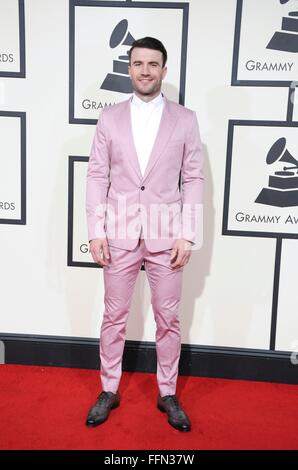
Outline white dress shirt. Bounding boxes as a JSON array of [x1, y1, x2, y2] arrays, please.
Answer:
[[130, 92, 164, 177]]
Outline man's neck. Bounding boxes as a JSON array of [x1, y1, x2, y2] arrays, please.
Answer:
[[133, 90, 162, 103]]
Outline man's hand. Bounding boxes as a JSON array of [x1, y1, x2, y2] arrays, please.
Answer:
[[89, 238, 110, 266], [170, 239, 193, 269]]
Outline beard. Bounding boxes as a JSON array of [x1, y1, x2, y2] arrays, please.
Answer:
[[132, 78, 162, 96]]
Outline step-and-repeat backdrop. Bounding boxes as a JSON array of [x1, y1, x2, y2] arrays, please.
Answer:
[[1, 0, 298, 358]]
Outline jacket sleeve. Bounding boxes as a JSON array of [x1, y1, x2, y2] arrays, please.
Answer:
[[180, 111, 204, 246], [86, 111, 110, 241]]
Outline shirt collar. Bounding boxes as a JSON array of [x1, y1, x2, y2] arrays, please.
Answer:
[[131, 92, 164, 108]]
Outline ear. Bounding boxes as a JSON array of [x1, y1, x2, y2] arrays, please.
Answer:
[[162, 66, 167, 79]]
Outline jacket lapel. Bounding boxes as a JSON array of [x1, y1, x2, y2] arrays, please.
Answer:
[[117, 98, 143, 181], [118, 96, 179, 182], [142, 97, 178, 182]]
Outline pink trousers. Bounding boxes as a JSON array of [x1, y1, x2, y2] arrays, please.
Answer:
[[100, 239, 183, 397]]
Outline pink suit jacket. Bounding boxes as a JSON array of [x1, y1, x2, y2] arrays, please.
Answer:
[[86, 96, 204, 252]]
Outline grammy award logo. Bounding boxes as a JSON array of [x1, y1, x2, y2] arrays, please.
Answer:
[[267, 0, 298, 53], [100, 19, 135, 94], [255, 137, 298, 207]]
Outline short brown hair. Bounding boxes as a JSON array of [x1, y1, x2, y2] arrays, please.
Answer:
[[128, 37, 167, 67]]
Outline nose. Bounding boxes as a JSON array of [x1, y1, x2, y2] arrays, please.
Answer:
[[140, 64, 150, 76]]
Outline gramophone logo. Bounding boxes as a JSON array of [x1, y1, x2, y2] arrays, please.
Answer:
[[100, 19, 135, 94], [255, 137, 298, 207], [267, 0, 298, 52]]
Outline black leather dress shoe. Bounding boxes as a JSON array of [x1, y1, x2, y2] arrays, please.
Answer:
[[157, 395, 191, 432], [86, 391, 120, 427]]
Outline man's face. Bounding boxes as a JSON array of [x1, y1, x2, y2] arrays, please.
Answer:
[[128, 47, 167, 99]]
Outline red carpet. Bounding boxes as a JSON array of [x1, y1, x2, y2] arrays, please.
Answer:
[[1, 364, 298, 450]]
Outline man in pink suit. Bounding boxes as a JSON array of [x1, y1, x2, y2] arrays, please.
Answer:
[[86, 37, 204, 432]]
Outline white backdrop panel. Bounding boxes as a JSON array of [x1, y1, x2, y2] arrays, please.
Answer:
[[0, 0, 296, 352], [0, 115, 21, 220], [0, 0, 21, 73]]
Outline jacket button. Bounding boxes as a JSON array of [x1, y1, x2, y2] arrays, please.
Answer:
[[141, 186, 145, 190]]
